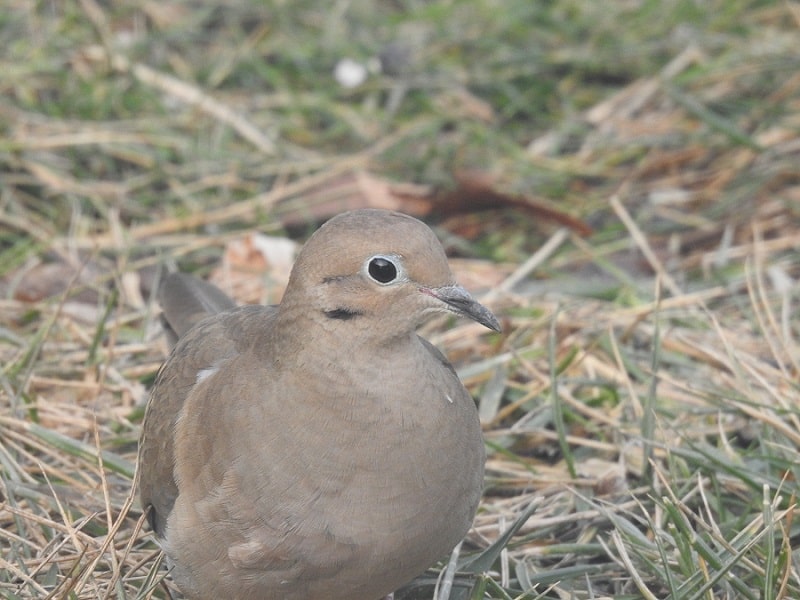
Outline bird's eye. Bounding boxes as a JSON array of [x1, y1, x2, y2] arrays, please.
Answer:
[[368, 256, 399, 284]]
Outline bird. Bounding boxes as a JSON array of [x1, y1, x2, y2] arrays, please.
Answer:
[[137, 208, 500, 600]]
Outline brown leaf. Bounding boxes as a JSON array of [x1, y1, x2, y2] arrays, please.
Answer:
[[209, 233, 299, 305], [10, 260, 103, 304], [433, 170, 593, 236], [278, 170, 434, 226]]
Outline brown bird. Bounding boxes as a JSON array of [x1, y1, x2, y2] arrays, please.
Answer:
[[138, 209, 500, 600]]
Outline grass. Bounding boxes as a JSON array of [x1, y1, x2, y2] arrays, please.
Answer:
[[1, 0, 799, 598]]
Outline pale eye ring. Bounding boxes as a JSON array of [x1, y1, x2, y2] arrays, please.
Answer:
[[365, 254, 403, 285], [368, 256, 398, 283]]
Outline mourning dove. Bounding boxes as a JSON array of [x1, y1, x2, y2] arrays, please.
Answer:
[[138, 209, 500, 600]]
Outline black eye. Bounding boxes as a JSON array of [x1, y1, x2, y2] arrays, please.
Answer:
[[368, 257, 398, 284]]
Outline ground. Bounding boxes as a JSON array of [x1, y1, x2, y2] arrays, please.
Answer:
[[0, 1, 798, 598]]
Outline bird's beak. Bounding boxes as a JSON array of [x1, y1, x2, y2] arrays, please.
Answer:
[[421, 285, 501, 332]]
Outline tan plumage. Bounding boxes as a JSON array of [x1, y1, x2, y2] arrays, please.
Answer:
[[138, 209, 499, 600]]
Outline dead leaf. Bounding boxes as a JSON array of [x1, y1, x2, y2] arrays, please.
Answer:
[[433, 170, 593, 236], [278, 170, 434, 226], [210, 232, 299, 305], [9, 260, 104, 304]]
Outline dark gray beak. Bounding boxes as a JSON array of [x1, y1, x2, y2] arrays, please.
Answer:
[[423, 285, 501, 332]]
